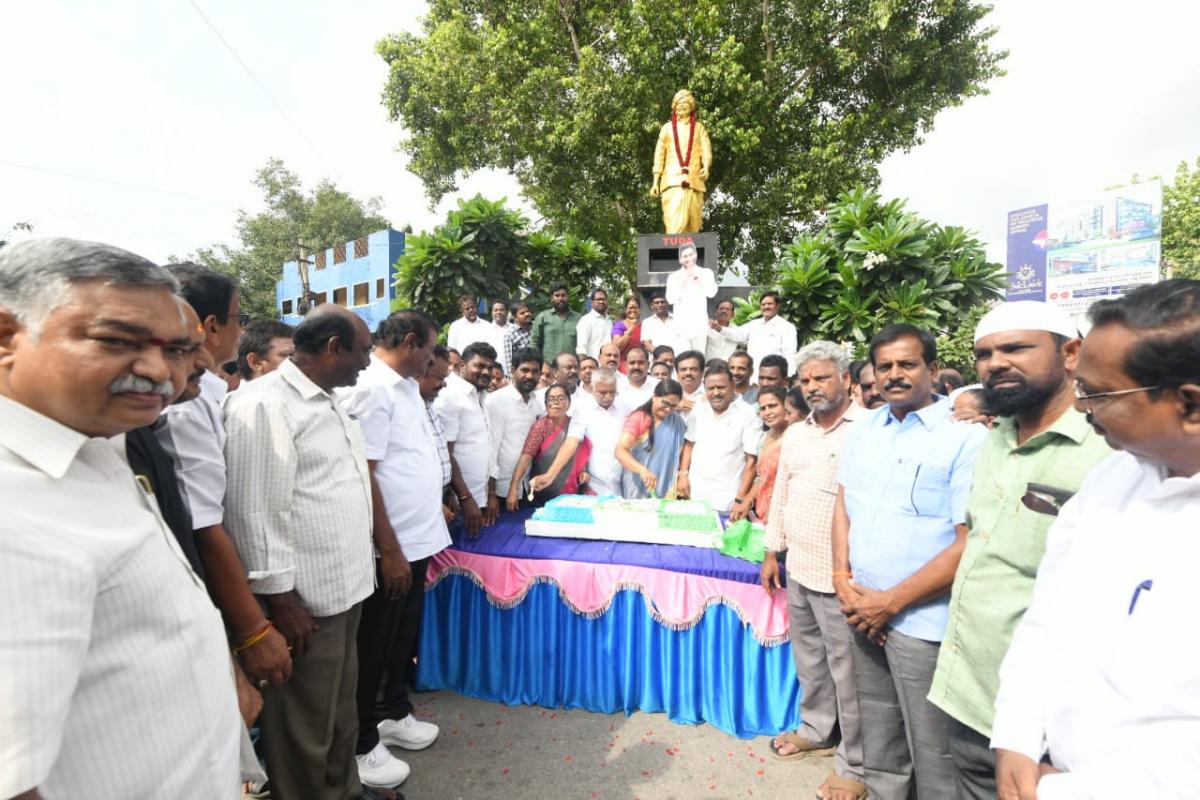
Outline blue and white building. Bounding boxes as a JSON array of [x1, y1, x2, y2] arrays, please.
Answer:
[[276, 228, 405, 331]]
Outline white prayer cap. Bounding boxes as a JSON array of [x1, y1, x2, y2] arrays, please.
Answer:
[[973, 301, 1078, 344]]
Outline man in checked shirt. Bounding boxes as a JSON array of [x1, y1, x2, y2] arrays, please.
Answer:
[[761, 340, 867, 800]]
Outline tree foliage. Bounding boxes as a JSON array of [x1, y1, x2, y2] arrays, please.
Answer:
[[377, 0, 1004, 284], [1163, 157, 1200, 281], [395, 195, 610, 325], [770, 185, 1004, 344], [184, 159, 390, 320]]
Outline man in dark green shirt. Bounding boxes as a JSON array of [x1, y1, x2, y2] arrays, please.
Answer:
[[531, 283, 582, 364], [928, 301, 1111, 800]]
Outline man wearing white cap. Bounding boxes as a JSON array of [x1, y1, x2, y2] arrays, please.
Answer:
[[926, 301, 1111, 799]]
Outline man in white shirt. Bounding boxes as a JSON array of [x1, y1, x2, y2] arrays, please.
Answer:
[[537, 351, 597, 413], [486, 299, 511, 371], [339, 310, 448, 789], [729, 351, 758, 404], [616, 345, 658, 416], [224, 305, 377, 800], [665, 242, 717, 353], [706, 298, 740, 362], [715, 291, 798, 376], [599, 341, 621, 373], [236, 319, 295, 382], [488, 347, 546, 502], [674, 349, 707, 418], [435, 340, 499, 536], [446, 294, 493, 355], [992, 279, 1200, 799], [679, 362, 760, 513], [640, 291, 678, 353], [576, 288, 613, 359], [531, 368, 625, 497], [0, 239, 241, 799], [159, 264, 292, 689]]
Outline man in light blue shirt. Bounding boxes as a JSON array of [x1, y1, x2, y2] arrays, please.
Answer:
[[831, 323, 987, 800]]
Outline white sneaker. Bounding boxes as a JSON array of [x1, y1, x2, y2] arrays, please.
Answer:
[[355, 742, 410, 788], [378, 714, 440, 750]]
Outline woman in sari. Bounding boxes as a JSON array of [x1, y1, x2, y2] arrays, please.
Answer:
[[731, 386, 790, 523], [610, 296, 643, 374], [505, 383, 592, 509], [615, 379, 685, 499]]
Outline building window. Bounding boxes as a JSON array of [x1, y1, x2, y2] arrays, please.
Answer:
[[313, 291, 327, 306], [315, 250, 327, 270], [281, 299, 294, 315], [333, 287, 348, 306], [353, 236, 369, 259], [353, 282, 370, 306], [376, 277, 386, 299], [333, 243, 347, 264]]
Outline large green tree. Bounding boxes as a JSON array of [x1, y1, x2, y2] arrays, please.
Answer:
[[396, 194, 609, 325], [184, 159, 391, 319], [1163, 157, 1200, 280], [377, 0, 1004, 284]]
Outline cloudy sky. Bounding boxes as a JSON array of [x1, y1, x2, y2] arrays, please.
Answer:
[[2, 1, 1197, 265]]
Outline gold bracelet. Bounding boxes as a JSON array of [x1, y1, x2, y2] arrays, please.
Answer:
[[232, 621, 273, 655]]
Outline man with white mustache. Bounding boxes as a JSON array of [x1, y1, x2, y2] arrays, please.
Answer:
[[0, 238, 241, 799]]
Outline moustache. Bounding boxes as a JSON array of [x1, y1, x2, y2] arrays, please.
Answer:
[[110, 373, 175, 400], [884, 380, 911, 392], [986, 372, 1025, 389], [805, 391, 826, 403]]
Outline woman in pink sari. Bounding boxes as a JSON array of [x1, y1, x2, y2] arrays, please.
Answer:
[[505, 383, 592, 509]]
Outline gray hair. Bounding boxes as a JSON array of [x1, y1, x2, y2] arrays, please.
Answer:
[[0, 238, 177, 338], [592, 367, 618, 386], [796, 340, 850, 374]]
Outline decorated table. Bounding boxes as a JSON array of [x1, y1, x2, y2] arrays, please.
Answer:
[[416, 508, 801, 739]]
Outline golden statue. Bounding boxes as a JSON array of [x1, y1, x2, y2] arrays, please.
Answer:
[[650, 89, 713, 234]]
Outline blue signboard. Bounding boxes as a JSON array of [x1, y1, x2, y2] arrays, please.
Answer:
[[1005, 205, 1048, 301]]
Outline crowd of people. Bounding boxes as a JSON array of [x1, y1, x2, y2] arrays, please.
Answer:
[[1, 236, 1197, 800]]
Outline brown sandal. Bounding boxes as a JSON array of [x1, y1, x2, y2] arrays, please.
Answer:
[[816, 771, 868, 800], [768, 732, 836, 760]]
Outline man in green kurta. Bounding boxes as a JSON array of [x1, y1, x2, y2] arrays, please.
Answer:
[[928, 302, 1112, 800], [530, 283, 582, 364]]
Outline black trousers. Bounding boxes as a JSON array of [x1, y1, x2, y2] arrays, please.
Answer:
[[355, 556, 431, 754], [947, 716, 997, 800]]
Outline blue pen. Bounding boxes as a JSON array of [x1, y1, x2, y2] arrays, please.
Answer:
[[1128, 579, 1153, 615]]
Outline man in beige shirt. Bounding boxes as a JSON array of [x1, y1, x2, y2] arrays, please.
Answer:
[[762, 341, 866, 800]]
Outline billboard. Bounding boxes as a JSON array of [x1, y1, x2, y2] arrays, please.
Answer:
[[1005, 181, 1162, 324]]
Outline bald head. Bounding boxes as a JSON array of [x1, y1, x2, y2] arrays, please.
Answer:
[[292, 305, 372, 391]]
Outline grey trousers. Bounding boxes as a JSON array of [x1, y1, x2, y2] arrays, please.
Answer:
[[786, 578, 864, 780], [947, 716, 997, 800], [849, 628, 954, 800], [259, 604, 364, 800]]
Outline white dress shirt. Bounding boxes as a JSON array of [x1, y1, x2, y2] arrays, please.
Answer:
[[615, 377, 659, 417], [158, 369, 227, 527], [0, 396, 240, 798], [684, 399, 761, 512], [991, 451, 1200, 798], [575, 309, 613, 359], [705, 324, 740, 362], [486, 383, 544, 496], [665, 266, 718, 341], [338, 356, 451, 562], [566, 402, 625, 497], [434, 372, 493, 506], [640, 313, 679, 353], [678, 384, 707, 422], [721, 315, 799, 375], [224, 359, 374, 617], [447, 316, 496, 356]]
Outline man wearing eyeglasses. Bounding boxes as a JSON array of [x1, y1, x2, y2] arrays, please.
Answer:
[[991, 280, 1200, 799], [926, 301, 1111, 800]]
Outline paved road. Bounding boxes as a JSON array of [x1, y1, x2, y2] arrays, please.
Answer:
[[393, 690, 829, 800]]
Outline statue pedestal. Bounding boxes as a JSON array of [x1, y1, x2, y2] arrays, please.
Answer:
[[636, 232, 720, 292]]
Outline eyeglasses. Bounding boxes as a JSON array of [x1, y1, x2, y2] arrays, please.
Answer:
[[238, 311, 251, 327], [546, 395, 570, 405], [1073, 380, 1159, 413]]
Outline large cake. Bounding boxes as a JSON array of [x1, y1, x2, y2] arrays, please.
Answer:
[[525, 495, 722, 548]]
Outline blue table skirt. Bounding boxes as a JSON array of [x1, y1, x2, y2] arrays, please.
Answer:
[[417, 573, 801, 739]]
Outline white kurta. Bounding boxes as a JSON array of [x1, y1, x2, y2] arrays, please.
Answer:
[[434, 372, 494, 506], [991, 451, 1200, 798], [684, 400, 761, 512], [721, 315, 799, 375], [567, 403, 625, 497]]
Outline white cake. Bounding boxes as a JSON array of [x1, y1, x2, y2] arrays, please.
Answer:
[[525, 496, 722, 549]]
